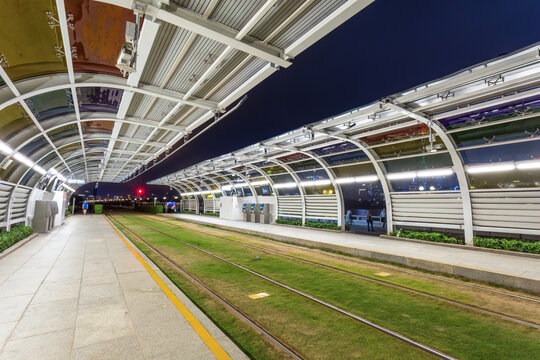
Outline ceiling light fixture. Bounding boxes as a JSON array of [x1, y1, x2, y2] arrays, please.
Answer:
[[466, 163, 515, 174]]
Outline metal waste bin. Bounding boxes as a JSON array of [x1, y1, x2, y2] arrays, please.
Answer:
[[33, 200, 52, 233]]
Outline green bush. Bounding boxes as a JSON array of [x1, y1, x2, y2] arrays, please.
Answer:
[[202, 212, 219, 216], [135, 205, 164, 214], [65, 209, 72, 216], [94, 204, 103, 214], [473, 237, 540, 254], [0, 226, 34, 252], [392, 229, 464, 245], [276, 218, 345, 230], [305, 221, 341, 231], [275, 218, 303, 226], [182, 210, 196, 214]]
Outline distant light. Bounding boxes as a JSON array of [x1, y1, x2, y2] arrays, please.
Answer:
[[300, 179, 331, 187], [429, 186, 436, 191], [419, 186, 425, 191]]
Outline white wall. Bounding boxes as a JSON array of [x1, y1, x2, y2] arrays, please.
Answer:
[[52, 191, 66, 227]]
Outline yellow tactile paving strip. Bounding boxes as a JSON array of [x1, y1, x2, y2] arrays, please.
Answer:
[[104, 216, 232, 360]]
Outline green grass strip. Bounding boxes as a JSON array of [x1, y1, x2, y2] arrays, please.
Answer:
[[129, 214, 540, 360], [113, 215, 435, 360]]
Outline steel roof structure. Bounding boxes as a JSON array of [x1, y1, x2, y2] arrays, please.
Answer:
[[150, 43, 540, 244], [0, 0, 373, 193]]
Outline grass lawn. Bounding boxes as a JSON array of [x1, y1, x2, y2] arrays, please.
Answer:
[[113, 214, 540, 360], [169, 217, 540, 324]]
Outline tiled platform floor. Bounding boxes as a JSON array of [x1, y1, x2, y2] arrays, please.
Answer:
[[0, 215, 247, 360]]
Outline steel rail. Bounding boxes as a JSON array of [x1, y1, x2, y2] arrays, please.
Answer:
[[157, 214, 540, 303], [114, 214, 458, 360], [137, 214, 540, 329], [107, 215, 303, 360]]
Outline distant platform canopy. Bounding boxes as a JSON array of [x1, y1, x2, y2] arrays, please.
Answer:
[[150, 43, 540, 244], [0, 0, 373, 193]]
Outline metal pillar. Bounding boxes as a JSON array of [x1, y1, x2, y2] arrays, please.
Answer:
[[323, 132, 394, 234], [385, 102, 474, 244]]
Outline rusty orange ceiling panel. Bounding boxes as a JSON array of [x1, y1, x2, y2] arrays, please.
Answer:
[[81, 120, 114, 134], [67, 0, 138, 77], [0, 0, 67, 81]]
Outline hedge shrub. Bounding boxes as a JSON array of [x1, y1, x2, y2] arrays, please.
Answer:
[[94, 204, 103, 214], [0, 226, 34, 252], [202, 212, 219, 217], [136, 205, 164, 214], [305, 221, 341, 231], [392, 229, 464, 245], [182, 210, 196, 214], [276, 218, 345, 230], [473, 237, 540, 254], [275, 218, 302, 226]]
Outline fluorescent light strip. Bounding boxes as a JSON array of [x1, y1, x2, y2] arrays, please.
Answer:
[[466, 163, 515, 174], [417, 168, 454, 177], [0, 140, 13, 155], [387, 171, 417, 180], [516, 159, 540, 170], [274, 182, 297, 189], [250, 180, 270, 186], [300, 179, 331, 187], [13, 153, 34, 168], [33, 165, 47, 175], [67, 179, 85, 184], [61, 184, 75, 192], [386, 168, 454, 180]]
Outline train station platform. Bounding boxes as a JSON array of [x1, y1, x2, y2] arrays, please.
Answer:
[[161, 214, 540, 293], [0, 215, 247, 360]]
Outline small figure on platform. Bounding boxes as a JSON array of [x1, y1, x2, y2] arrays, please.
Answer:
[[345, 209, 352, 227], [82, 201, 88, 215], [366, 210, 374, 232], [380, 208, 386, 228]]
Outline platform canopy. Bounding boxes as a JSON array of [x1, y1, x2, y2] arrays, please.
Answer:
[[150, 43, 540, 244], [0, 0, 373, 193]]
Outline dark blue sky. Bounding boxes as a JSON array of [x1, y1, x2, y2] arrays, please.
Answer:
[[82, 0, 540, 197]]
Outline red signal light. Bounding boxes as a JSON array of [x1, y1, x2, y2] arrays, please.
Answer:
[[136, 188, 144, 195]]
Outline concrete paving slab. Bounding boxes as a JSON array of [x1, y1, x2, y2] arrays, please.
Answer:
[[0, 215, 250, 359], [0, 328, 73, 360]]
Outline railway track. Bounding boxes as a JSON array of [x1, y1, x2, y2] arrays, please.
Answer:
[[135, 214, 540, 329], [107, 215, 304, 360], [154, 214, 540, 304], [110, 214, 458, 360]]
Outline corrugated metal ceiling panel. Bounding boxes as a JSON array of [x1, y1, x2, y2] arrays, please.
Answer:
[[270, 0, 346, 49]]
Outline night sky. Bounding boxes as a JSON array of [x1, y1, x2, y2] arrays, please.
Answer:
[[78, 0, 540, 198]]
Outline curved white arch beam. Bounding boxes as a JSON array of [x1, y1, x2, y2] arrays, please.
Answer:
[[385, 102, 473, 244], [323, 132, 394, 233], [0, 73, 219, 113]]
